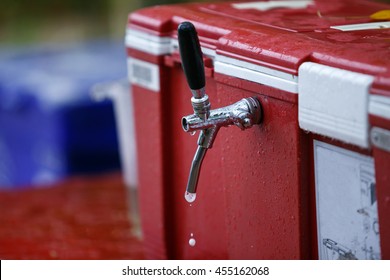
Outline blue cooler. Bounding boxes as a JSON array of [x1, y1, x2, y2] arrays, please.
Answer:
[[0, 41, 125, 188]]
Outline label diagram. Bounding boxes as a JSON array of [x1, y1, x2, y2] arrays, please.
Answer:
[[314, 141, 381, 260]]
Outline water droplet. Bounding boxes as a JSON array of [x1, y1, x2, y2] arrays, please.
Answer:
[[189, 238, 196, 247], [184, 191, 196, 203]]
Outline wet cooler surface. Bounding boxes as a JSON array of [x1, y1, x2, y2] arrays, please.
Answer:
[[0, 173, 144, 259]]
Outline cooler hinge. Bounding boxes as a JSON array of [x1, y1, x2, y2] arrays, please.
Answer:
[[371, 127, 390, 153]]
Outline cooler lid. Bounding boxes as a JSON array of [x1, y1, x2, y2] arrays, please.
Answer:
[[128, 0, 390, 74], [127, 0, 390, 148], [203, 0, 390, 32]]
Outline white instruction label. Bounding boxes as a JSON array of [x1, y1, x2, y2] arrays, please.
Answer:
[[314, 141, 381, 260], [331, 21, 390, 32], [232, 1, 313, 11], [127, 58, 160, 92]]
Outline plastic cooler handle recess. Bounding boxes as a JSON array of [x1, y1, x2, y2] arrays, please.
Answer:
[[178, 21, 205, 91]]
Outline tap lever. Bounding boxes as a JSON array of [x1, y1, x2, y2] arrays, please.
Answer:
[[178, 21, 206, 93]]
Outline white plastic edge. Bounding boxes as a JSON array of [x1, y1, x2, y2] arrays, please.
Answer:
[[125, 29, 171, 55], [232, 1, 314, 11], [215, 55, 298, 93], [91, 80, 138, 188], [170, 38, 216, 59], [369, 94, 390, 120], [126, 29, 217, 58], [331, 21, 390, 31], [109, 84, 138, 189], [298, 62, 374, 148], [214, 60, 298, 93]]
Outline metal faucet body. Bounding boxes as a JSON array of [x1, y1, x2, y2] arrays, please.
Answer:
[[183, 97, 261, 148], [183, 97, 262, 196]]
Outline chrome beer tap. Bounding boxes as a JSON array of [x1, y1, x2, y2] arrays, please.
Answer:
[[178, 22, 263, 203]]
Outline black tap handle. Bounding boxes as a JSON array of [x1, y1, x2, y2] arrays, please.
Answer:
[[178, 21, 205, 91]]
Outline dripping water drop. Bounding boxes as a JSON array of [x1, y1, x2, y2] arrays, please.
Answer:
[[184, 191, 196, 203], [189, 233, 196, 247], [189, 238, 196, 246]]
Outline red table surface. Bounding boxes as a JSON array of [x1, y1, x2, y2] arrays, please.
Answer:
[[0, 172, 144, 260]]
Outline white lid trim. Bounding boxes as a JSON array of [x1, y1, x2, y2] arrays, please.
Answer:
[[298, 62, 374, 148], [216, 54, 298, 82], [369, 94, 390, 120], [125, 29, 171, 55], [214, 59, 298, 93], [170, 38, 216, 59], [232, 1, 314, 11]]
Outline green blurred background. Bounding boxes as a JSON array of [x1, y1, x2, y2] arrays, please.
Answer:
[[0, 0, 197, 46]]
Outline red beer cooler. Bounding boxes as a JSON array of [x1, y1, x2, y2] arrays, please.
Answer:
[[126, 0, 390, 259]]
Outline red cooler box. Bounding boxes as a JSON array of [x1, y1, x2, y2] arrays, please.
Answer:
[[126, 0, 390, 259]]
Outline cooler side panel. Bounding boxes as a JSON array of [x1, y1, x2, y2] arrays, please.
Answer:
[[217, 80, 308, 259], [370, 99, 390, 259], [373, 145, 390, 259], [131, 62, 168, 259]]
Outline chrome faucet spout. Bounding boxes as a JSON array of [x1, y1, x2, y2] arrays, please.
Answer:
[[184, 126, 219, 203], [185, 145, 207, 196]]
